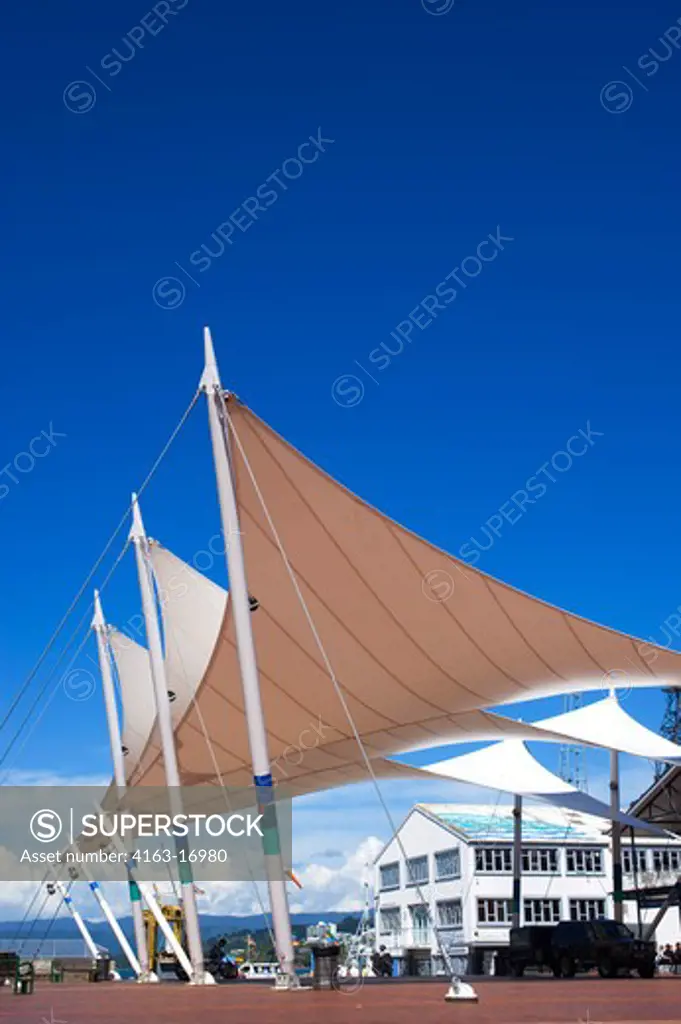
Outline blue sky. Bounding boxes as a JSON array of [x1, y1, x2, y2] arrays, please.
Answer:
[[2, 0, 681, 912]]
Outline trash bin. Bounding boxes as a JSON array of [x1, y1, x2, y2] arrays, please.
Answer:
[[14, 962, 35, 995], [88, 958, 111, 983], [311, 943, 341, 990]]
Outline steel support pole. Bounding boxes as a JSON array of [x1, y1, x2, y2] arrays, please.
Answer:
[[512, 794, 522, 929], [129, 497, 208, 984], [611, 747, 623, 923], [92, 591, 153, 980], [84, 874, 142, 976], [52, 880, 101, 961], [629, 830, 643, 938], [105, 827, 197, 980], [200, 327, 297, 987]]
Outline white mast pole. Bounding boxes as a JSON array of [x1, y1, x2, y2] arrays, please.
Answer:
[[129, 496, 209, 985], [200, 327, 298, 988], [104, 825, 197, 981], [50, 879, 102, 961], [83, 873, 141, 977], [92, 591, 153, 981]]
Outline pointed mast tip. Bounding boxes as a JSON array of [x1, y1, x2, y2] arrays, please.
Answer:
[[129, 492, 145, 541], [200, 326, 221, 391], [92, 589, 105, 629]]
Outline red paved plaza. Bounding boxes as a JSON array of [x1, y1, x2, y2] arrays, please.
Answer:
[[3, 978, 681, 1024]]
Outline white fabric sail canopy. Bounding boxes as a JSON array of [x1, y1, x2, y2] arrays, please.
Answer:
[[402, 693, 681, 763], [417, 740, 665, 834], [108, 620, 209, 785], [108, 627, 156, 779], [531, 694, 681, 763]]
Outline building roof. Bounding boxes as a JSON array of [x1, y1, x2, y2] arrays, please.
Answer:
[[626, 765, 681, 835], [417, 802, 607, 842]]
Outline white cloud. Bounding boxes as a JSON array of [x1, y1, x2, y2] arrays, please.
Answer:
[[289, 837, 382, 913]]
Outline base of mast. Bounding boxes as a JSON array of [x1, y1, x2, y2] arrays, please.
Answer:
[[136, 971, 160, 983], [273, 971, 304, 991], [188, 971, 218, 986], [444, 977, 478, 1002]]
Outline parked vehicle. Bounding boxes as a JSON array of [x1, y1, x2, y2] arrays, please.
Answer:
[[551, 920, 656, 979], [508, 926, 556, 977], [509, 920, 656, 979]]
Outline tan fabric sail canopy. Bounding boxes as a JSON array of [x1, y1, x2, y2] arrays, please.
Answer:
[[130, 396, 681, 792], [105, 624, 665, 836], [131, 544, 639, 792], [106, 610, 665, 835]]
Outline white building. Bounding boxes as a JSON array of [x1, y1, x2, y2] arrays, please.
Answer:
[[374, 802, 681, 976]]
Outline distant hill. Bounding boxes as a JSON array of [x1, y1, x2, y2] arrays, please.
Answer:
[[0, 911, 363, 960]]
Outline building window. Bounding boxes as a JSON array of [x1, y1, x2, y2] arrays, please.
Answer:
[[477, 899, 512, 925], [566, 848, 603, 875], [522, 848, 559, 874], [435, 848, 460, 881], [622, 848, 648, 875], [380, 862, 400, 891], [379, 908, 401, 935], [569, 899, 605, 921], [523, 898, 561, 924], [409, 903, 430, 943], [652, 849, 681, 873], [436, 900, 462, 927], [406, 855, 429, 886], [475, 847, 512, 873]]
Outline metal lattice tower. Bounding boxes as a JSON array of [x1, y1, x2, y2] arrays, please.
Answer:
[[558, 694, 588, 791], [655, 687, 681, 780]]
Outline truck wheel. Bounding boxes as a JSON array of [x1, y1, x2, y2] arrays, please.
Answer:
[[559, 955, 575, 978], [597, 957, 616, 979], [638, 963, 656, 979], [511, 963, 524, 978]]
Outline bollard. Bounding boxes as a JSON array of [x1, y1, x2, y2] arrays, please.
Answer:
[[50, 962, 64, 983]]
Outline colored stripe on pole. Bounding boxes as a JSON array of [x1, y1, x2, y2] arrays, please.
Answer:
[[254, 773, 280, 856]]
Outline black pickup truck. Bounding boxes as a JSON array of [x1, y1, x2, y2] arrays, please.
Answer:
[[509, 920, 656, 979]]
